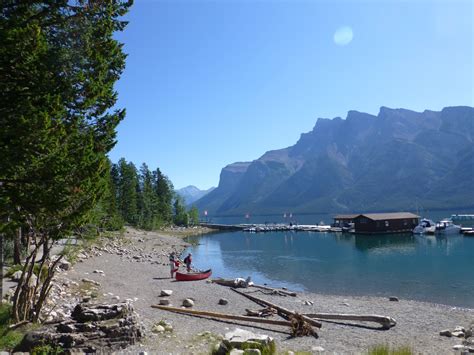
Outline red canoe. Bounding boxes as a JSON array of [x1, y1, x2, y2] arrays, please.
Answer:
[[175, 269, 212, 281]]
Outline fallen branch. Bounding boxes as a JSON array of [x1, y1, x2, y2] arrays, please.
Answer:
[[212, 278, 297, 296], [304, 313, 396, 330], [245, 307, 277, 318], [151, 304, 292, 327], [251, 284, 297, 297], [231, 288, 322, 328]]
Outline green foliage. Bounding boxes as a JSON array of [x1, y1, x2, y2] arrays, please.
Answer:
[[188, 206, 200, 226], [0, 0, 133, 323], [0, 303, 23, 351], [109, 159, 176, 230], [368, 344, 413, 355], [31, 343, 65, 355], [173, 196, 189, 226]]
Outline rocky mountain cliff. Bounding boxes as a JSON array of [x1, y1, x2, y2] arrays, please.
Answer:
[[195, 106, 474, 216]]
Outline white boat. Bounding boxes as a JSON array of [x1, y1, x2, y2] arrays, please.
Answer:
[[413, 218, 436, 234], [451, 214, 474, 227], [435, 219, 461, 235]]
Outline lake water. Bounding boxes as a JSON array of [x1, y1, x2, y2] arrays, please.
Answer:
[[186, 230, 474, 308]]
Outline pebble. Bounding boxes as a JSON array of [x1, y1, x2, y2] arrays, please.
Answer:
[[312, 346, 325, 352], [160, 290, 173, 297], [152, 325, 165, 333], [218, 298, 229, 305], [183, 298, 194, 308], [159, 299, 171, 306], [440, 329, 452, 337]]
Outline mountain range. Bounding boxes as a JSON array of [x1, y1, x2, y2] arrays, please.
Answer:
[[176, 185, 215, 206], [195, 106, 474, 216]]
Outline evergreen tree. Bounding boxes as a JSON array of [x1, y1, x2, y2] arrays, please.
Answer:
[[153, 168, 174, 225], [0, 1, 132, 322], [138, 163, 156, 230], [117, 159, 139, 225], [173, 196, 189, 226]]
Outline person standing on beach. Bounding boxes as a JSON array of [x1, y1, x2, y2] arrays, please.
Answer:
[[183, 253, 192, 272], [169, 252, 179, 278]]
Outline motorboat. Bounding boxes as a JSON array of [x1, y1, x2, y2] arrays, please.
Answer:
[[435, 219, 461, 235], [413, 218, 436, 234]]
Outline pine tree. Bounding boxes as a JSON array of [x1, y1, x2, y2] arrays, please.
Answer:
[[117, 159, 139, 225], [173, 196, 189, 226], [153, 168, 174, 226], [138, 163, 156, 230], [0, 1, 132, 322]]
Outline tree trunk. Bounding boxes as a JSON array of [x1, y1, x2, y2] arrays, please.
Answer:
[[0, 233, 4, 301], [13, 227, 22, 265]]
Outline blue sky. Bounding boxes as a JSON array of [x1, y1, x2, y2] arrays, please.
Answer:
[[109, 0, 473, 190]]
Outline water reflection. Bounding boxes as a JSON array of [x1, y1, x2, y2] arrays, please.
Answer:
[[187, 230, 474, 308]]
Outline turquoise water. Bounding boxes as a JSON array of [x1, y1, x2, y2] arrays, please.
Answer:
[[186, 231, 474, 308]]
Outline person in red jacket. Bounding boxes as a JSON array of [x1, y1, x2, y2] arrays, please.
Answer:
[[169, 252, 180, 278]]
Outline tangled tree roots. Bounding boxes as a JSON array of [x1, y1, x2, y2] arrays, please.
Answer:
[[290, 313, 318, 338]]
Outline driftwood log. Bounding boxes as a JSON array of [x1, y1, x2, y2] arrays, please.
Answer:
[[251, 284, 297, 297], [245, 307, 277, 318], [231, 288, 322, 328], [304, 313, 396, 329], [211, 278, 297, 297], [151, 304, 292, 327]]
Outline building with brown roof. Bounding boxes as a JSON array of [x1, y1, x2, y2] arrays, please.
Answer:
[[352, 212, 419, 234]]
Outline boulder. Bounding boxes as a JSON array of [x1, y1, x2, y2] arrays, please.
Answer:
[[58, 259, 72, 271], [389, 296, 399, 302], [311, 346, 325, 352], [229, 350, 244, 355], [160, 290, 173, 297], [218, 298, 229, 305], [224, 328, 273, 348], [182, 299, 194, 308]]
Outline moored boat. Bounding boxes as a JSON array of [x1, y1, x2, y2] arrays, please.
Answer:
[[413, 218, 436, 234], [175, 269, 212, 281], [435, 219, 461, 235]]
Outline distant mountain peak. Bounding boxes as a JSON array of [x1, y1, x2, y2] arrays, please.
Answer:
[[176, 185, 215, 206], [195, 106, 474, 216]]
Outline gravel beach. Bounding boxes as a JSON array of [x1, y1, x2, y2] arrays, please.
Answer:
[[52, 227, 473, 354]]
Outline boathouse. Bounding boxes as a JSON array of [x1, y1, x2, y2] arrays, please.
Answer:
[[333, 214, 358, 227], [353, 212, 419, 234]]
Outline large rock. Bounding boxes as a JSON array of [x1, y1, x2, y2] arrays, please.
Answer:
[[58, 259, 72, 271], [160, 290, 173, 297], [224, 328, 273, 348], [18, 303, 142, 353]]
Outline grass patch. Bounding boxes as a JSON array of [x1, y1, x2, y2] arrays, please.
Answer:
[[31, 343, 65, 355], [368, 344, 413, 355], [0, 303, 24, 351]]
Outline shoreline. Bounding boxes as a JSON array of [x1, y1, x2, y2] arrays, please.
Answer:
[[21, 227, 473, 354]]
